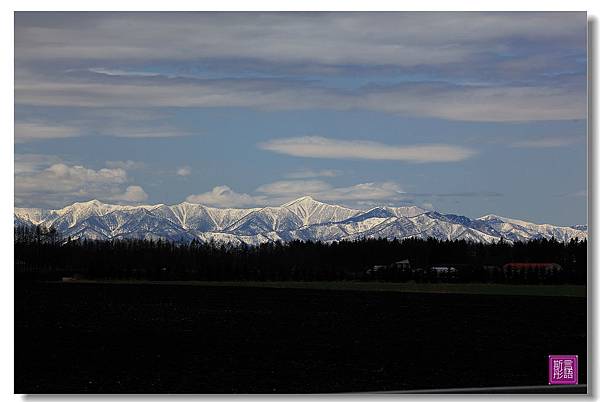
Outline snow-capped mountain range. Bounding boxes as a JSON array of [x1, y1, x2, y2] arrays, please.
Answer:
[[14, 196, 587, 245]]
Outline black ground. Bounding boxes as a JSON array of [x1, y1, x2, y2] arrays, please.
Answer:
[[15, 282, 587, 393]]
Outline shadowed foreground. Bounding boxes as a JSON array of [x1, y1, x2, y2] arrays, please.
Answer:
[[15, 282, 586, 393]]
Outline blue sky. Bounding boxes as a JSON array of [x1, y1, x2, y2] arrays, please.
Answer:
[[14, 12, 587, 225]]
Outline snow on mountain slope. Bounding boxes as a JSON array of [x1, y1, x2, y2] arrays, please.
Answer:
[[110, 208, 194, 241], [429, 212, 504, 238], [224, 206, 304, 235], [285, 216, 395, 243], [341, 206, 426, 223], [335, 213, 494, 244], [14, 214, 31, 227], [14, 197, 587, 245], [282, 196, 360, 226], [203, 205, 259, 230], [14, 207, 57, 225], [477, 214, 587, 242], [164, 203, 217, 231], [146, 204, 189, 227], [381, 205, 427, 218]]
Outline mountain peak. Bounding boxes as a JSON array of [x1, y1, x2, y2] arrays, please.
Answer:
[[65, 199, 109, 211], [363, 205, 426, 218], [76, 199, 103, 205], [478, 214, 504, 221], [282, 195, 317, 207]]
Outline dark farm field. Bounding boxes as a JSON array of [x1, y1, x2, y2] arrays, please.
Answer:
[[15, 282, 587, 393]]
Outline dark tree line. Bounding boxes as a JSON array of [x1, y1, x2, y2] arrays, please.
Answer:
[[14, 224, 586, 284]]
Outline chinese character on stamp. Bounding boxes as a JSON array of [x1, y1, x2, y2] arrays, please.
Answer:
[[549, 355, 578, 385]]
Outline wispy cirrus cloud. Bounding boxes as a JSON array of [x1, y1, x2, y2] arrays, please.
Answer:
[[407, 191, 503, 197], [256, 180, 332, 195], [284, 169, 341, 179], [14, 110, 193, 141], [88, 67, 162, 77], [15, 12, 585, 72], [259, 136, 476, 163], [14, 72, 586, 122], [511, 135, 584, 148], [15, 121, 83, 142], [14, 12, 586, 122], [105, 127, 191, 138], [556, 189, 587, 198]]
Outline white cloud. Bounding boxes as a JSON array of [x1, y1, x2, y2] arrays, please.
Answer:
[[316, 182, 404, 202], [185, 186, 263, 208], [108, 185, 149, 202], [361, 84, 586, 122], [15, 154, 62, 174], [260, 136, 476, 163], [88, 67, 161, 77], [256, 180, 331, 195], [15, 121, 82, 142], [16, 163, 126, 204], [261, 179, 406, 205], [41, 163, 127, 188], [186, 179, 406, 208], [105, 127, 191, 138], [176, 166, 192, 176], [284, 169, 340, 179], [15, 112, 192, 142], [14, 155, 148, 207], [256, 179, 403, 202]]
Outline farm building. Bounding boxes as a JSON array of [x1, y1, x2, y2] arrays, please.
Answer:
[[391, 259, 411, 270], [366, 265, 388, 275], [430, 266, 458, 274], [502, 262, 562, 273], [365, 259, 412, 279]]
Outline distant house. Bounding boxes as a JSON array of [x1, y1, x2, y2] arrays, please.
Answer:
[[391, 259, 411, 270], [426, 264, 468, 280], [365, 259, 411, 278], [430, 266, 458, 274], [365, 265, 388, 276], [502, 262, 562, 273]]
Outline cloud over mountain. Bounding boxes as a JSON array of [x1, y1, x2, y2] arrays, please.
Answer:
[[186, 186, 263, 208], [259, 136, 477, 162], [15, 154, 149, 208]]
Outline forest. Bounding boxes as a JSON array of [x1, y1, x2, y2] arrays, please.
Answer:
[[14, 224, 587, 284]]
